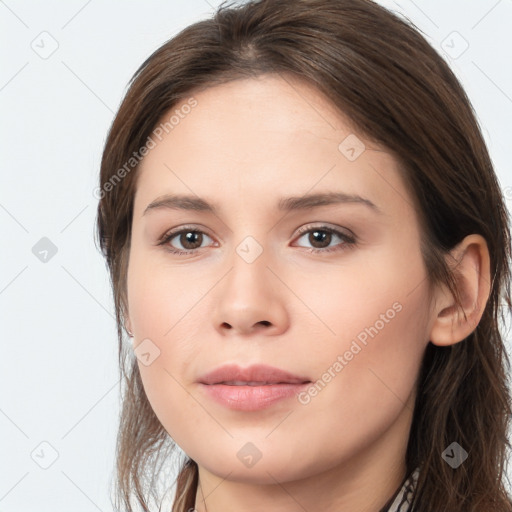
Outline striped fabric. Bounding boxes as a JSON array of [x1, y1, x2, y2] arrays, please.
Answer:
[[387, 467, 420, 512]]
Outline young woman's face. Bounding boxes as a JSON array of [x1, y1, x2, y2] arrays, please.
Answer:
[[126, 75, 433, 488]]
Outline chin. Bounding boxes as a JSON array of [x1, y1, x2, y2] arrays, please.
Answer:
[[196, 446, 318, 485]]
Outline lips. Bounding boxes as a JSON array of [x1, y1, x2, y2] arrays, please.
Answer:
[[197, 364, 312, 411], [198, 364, 311, 386], [221, 380, 283, 386]]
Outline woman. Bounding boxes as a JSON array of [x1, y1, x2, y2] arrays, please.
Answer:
[[95, 0, 512, 510]]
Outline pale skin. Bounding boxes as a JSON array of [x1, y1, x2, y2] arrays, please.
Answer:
[[124, 74, 491, 512]]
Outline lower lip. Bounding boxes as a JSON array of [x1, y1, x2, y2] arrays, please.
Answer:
[[199, 382, 311, 411]]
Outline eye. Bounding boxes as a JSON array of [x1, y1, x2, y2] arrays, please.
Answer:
[[293, 225, 356, 254], [158, 226, 215, 255], [157, 224, 356, 256]]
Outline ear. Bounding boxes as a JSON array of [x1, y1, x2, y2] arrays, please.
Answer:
[[429, 234, 491, 347], [122, 304, 134, 337], [124, 317, 133, 336]]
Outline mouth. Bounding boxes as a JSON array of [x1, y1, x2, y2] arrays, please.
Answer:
[[197, 364, 312, 411], [216, 380, 310, 386], [198, 363, 311, 386]]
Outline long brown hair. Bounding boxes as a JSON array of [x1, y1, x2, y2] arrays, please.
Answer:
[[95, 1, 512, 510]]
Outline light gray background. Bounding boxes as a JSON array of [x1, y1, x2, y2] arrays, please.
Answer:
[[1, 1, 511, 510]]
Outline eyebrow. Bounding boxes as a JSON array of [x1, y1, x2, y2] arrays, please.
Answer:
[[143, 192, 382, 216]]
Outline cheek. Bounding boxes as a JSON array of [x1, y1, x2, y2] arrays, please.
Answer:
[[126, 272, 199, 433], [126, 248, 207, 345], [137, 360, 201, 452], [125, 255, 210, 439], [287, 291, 428, 471], [335, 297, 427, 400], [290, 247, 428, 416], [283, 246, 426, 358]]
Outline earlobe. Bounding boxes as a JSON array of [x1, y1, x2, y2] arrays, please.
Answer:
[[429, 234, 491, 347], [124, 311, 134, 338]]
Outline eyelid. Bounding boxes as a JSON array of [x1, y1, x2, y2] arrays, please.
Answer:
[[158, 224, 216, 244], [158, 223, 351, 242], [158, 222, 357, 255], [294, 222, 355, 239], [291, 223, 357, 253]]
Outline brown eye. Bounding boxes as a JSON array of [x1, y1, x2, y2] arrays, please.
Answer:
[[294, 225, 356, 254], [307, 229, 332, 248], [177, 231, 204, 250], [160, 228, 214, 254]]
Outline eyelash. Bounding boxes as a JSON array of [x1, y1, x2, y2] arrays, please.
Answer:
[[158, 224, 357, 256]]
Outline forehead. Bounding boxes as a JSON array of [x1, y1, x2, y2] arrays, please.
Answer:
[[134, 74, 414, 222], [164, 74, 361, 153]]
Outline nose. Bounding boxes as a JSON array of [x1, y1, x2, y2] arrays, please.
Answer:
[[211, 245, 289, 337]]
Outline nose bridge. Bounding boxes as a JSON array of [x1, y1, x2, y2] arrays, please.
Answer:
[[221, 209, 271, 278], [234, 232, 266, 267], [226, 233, 272, 296]]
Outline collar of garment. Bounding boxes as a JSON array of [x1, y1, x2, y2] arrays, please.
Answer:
[[385, 467, 420, 512]]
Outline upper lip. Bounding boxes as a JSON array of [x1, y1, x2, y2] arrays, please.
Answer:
[[198, 364, 311, 385]]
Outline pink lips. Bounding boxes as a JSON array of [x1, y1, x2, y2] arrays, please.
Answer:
[[197, 364, 311, 411]]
